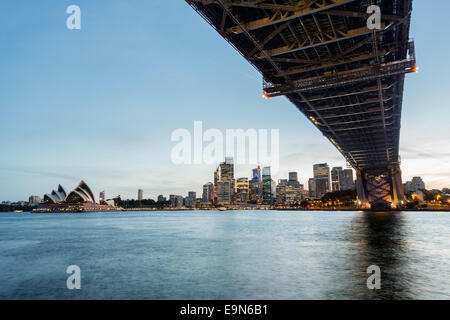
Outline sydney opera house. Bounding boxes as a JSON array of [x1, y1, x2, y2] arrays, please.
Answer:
[[36, 181, 116, 213]]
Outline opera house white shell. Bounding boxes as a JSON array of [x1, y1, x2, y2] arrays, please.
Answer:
[[43, 181, 96, 204]]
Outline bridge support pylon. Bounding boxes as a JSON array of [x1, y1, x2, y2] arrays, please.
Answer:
[[356, 164, 406, 210]]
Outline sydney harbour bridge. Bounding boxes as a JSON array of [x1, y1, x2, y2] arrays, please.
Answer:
[[187, 0, 416, 209]]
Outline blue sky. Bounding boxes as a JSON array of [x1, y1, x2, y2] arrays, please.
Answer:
[[0, 0, 449, 201]]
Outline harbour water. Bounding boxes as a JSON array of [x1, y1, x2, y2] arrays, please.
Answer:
[[0, 210, 449, 299]]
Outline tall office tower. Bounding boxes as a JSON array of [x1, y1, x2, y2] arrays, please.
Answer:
[[271, 179, 277, 200], [287, 171, 302, 200], [262, 166, 272, 204], [341, 169, 355, 190], [331, 167, 343, 192], [252, 166, 261, 181], [276, 180, 287, 205], [313, 163, 330, 199], [138, 189, 144, 201], [202, 182, 214, 204], [289, 172, 298, 183], [186, 191, 197, 208], [157, 195, 166, 202], [249, 178, 262, 203], [236, 178, 249, 203], [308, 178, 316, 199], [218, 157, 235, 203], [99, 191, 106, 203], [213, 167, 220, 203], [216, 181, 231, 205]]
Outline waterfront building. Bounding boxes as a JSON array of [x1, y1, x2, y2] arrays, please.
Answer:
[[276, 180, 287, 205], [403, 177, 426, 193], [213, 167, 220, 204], [216, 181, 231, 205], [313, 163, 330, 199], [202, 183, 214, 204], [236, 178, 249, 203], [176, 195, 184, 207], [308, 178, 316, 199], [252, 166, 261, 182], [170, 195, 184, 208], [37, 181, 115, 212], [157, 195, 166, 202], [99, 191, 106, 203], [186, 191, 197, 208], [28, 195, 41, 206], [262, 166, 272, 204], [341, 169, 355, 190], [138, 189, 144, 201], [219, 157, 235, 201], [331, 167, 343, 192], [249, 177, 262, 203]]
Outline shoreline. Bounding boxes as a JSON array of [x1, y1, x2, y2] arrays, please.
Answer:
[[2, 207, 449, 213]]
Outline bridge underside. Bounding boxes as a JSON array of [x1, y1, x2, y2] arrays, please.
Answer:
[[187, 0, 414, 209]]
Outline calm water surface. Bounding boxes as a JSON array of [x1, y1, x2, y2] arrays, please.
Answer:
[[0, 210, 449, 299]]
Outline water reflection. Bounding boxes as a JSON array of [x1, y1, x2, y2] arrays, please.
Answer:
[[347, 212, 415, 299]]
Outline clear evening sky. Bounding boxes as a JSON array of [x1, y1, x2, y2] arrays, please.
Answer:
[[0, 1, 449, 201]]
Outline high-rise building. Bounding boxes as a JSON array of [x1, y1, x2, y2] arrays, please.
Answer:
[[249, 166, 262, 203], [138, 189, 144, 201], [289, 172, 298, 182], [403, 177, 425, 193], [28, 195, 41, 206], [308, 178, 316, 199], [99, 191, 106, 203], [214, 157, 235, 204], [331, 167, 343, 192], [213, 167, 220, 204], [276, 180, 287, 204], [216, 181, 231, 205], [313, 163, 330, 199], [262, 166, 272, 204], [202, 183, 214, 204], [252, 166, 261, 182], [170, 195, 184, 207], [157, 195, 166, 202], [341, 169, 355, 190], [236, 178, 249, 203], [185, 191, 197, 208], [169, 195, 176, 207]]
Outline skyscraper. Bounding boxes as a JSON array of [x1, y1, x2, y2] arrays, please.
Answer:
[[138, 189, 144, 201], [236, 178, 249, 203], [262, 166, 272, 204], [331, 167, 343, 192], [252, 166, 261, 182], [216, 181, 231, 205], [216, 157, 235, 204], [202, 183, 214, 204], [313, 163, 330, 199], [276, 180, 287, 205], [341, 169, 355, 190], [185, 191, 197, 208], [308, 178, 316, 198], [288, 172, 298, 182]]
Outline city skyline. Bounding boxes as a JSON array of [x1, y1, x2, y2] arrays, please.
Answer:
[[1, 1, 450, 201]]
